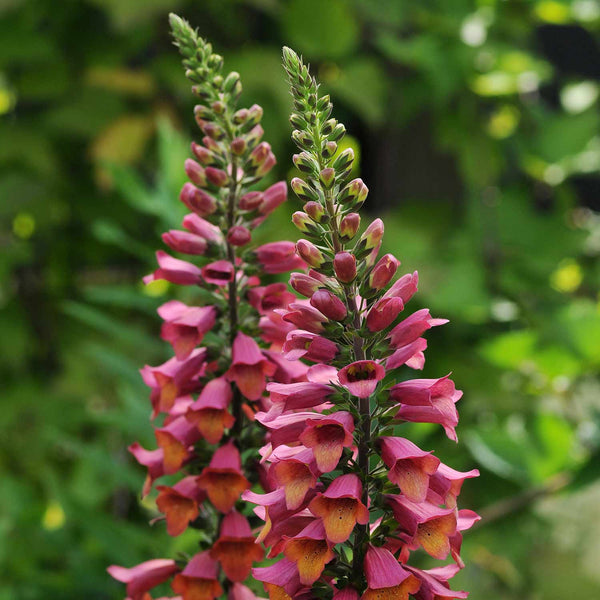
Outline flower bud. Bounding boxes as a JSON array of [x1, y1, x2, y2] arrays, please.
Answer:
[[223, 71, 240, 93], [292, 129, 313, 150], [239, 191, 263, 211], [162, 230, 207, 255], [230, 137, 246, 156], [180, 183, 217, 216], [233, 108, 249, 124], [255, 150, 276, 177], [369, 253, 399, 291], [293, 152, 319, 174], [340, 213, 360, 240], [329, 123, 346, 142], [334, 252, 357, 283], [321, 118, 337, 136], [245, 124, 264, 149], [339, 178, 368, 206], [310, 289, 347, 322], [322, 141, 337, 159], [316, 94, 331, 111], [191, 142, 218, 166], [290, 178, 319, 202], [319, 168, 336, 189], [366, 297, 404, 332], [205, 166, 229, 187], [359, 218, 384, 251], [292, 211, 315, 233], [296, 239, 326, 268], [332, 148, 354, 173], [202, 135, 221, 152], [290, 272, 322, 298], [211, 100, 225, 114], [259, 181, 287, 216], [244, 104, 263, 129], [182, 213, 223, 244], [290, 113, 308, 130], [227, 226, 251, 247], [194, 104, 213, 121], [201, 122, 225, 141], [185, 159, 207, 187], [304, 201, 328, 224]]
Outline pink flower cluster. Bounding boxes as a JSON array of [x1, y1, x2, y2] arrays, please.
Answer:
[[108, 18, 305, 600]]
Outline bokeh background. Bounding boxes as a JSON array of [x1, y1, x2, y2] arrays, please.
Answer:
[[2, 1, 600, 598]]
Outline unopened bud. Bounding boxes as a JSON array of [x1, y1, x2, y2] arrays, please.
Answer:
[[340, 213, 361, 240], [321, 119, 337, 136], [319, 168, 336, 189], [296, 239, 326, 268], [205, 166, 229, 187], [293, 152, 319, 174], [291, 178, 319, 202], [304, 201, 328, 224], [227, 225, 251, 247], [290, 272, 322, 297], [180, 183, 217, 216], [191, 142, 218, 166], [369, 253, 400, 291], [333, 252, 357, 283], [185, 159, 207, 187], [233, 108, 249, 124], [322, 141, 337, 159], [292, 129, 313, 150], [292, 211, 314, 233], [239, 191, 263, 211], [201, 122, 225, 141], [329, 123, 346, 142], [194, 104, 213, 121], [310, 289, 347, 322], [230, 137, 246, 155], [245, 124, 264, 149], [211, 100, 226, 114], [290, 113, 308, 130], [366, 297, 404, 332], [339, 178, 368, 207], [162, 230, 208, 255], [223, 71, 240, 93], [259, 181, 287, 215], [359, 218, 384, 251], [332, 148, 354, 173]]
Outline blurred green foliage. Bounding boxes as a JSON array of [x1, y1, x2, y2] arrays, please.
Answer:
[[1, 1, 600, 599]]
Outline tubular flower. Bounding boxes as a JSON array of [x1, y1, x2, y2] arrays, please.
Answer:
[[110, 18, 306, 598], [248, 47, 478, 599]]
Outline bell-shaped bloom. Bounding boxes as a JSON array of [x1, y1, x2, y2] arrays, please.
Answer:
[[259, 312, 296, 351], [158, 301, 217, 360], [180, 182, 218, 215], [428, 463, 480, 509], [108, 559, 179, 600], [210, 511, 264, 582], [388, 309, 448, 349], [281, 302, 327, 334], [196, 442, 250, 512], [162, 229, 208, 255], [334, 588, 359, 600], [308, 474, 369, 543], [299, 412, 355, 472], [363, 545, 420, 600], [449, 509, 481, 568], [255, 241, 305, 274], [129, 442, 167, 497], [283, 330, 338, 363], [386, 338, 428, 371], [378, 437, 440, 503], [270, 448, 319, 510], [144, 251, 203, 286], [141, 348, 207, 415], [171, 551, 222, 600], [267, 380, 333, 411], [283, 520, 335, 586], [155, 415, 202, 474], [405, 564, 467, 600], [310, 290, 347, 321], [186, 377, 234, 444], [338, 360, 385, 399], [253, 558, 303, 600], [156, 476, 206, 536], [384, 271, 419, 303], [259, 180, 287, 216], [248, 283, 296, 315], [263, 349, 309, 383], [387, 495, 457, 560], [226, 332, 277, 400], [390, 375, 462, 442], [201, 260, 234, 286], [366, 297, 404, 333]]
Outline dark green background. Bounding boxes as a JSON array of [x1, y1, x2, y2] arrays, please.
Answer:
[[2, 1, 600, 598]]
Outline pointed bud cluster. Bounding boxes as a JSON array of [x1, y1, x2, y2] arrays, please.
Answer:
[[109, 18, 306, 599]]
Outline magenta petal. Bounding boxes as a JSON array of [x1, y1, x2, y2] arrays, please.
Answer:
[[364, 545, 413, 589], [181, 551, 219, 579]]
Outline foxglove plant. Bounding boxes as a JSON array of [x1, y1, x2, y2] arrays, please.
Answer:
[[108, 16, 306, 600], [246, 49, 480, 599]]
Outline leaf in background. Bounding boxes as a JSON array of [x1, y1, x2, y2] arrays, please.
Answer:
[[480, 330, 537, 370], [282, 0, 359, 59]]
